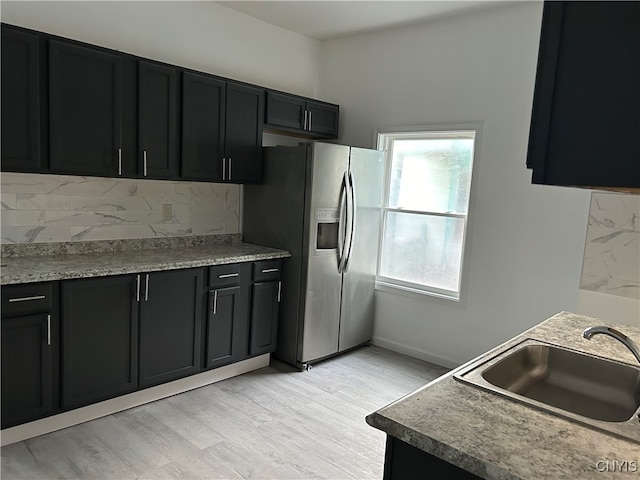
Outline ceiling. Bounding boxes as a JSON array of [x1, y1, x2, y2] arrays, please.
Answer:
[[217, 1, 503, 41]]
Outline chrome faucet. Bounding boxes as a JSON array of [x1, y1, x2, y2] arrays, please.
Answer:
[[583, 326, 640, 364]]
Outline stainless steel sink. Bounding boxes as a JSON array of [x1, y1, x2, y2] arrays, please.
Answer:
[[454, 338, 640, 443]]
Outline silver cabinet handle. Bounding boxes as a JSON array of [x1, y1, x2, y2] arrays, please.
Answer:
[[222, 158, 226, 180], [261, 268, 279, 273], [143, 150, 148, 177], [136, 274, 141, 302], [145, 274, 149, 301], [229, 158, 232, 181], [213, 290, 218, 315], [118, 148, 122, 175], [277, 281, 282, 303], [304, 110, 308, 131], [47, 314, 51, 346], [8, 295, 46, 303], [308, 111, 312, 132], [218, 273, 239, 279]]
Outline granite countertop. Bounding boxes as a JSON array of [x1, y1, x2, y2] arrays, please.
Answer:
[[1, 235, 290, 285], [367, 311, 640, 479]]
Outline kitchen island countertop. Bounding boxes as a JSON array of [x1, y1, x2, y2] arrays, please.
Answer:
[[366, 311, 640, 479], [1, 236, 290, 285]]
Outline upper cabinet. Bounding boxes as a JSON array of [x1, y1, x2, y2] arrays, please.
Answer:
[[138, 61, 180, 179], [526, 1, 640, 190], [0, 23, 340, 183], [48, 40, 131, 177], [1, 25, 46, 172], [265, 91, 339, 139]]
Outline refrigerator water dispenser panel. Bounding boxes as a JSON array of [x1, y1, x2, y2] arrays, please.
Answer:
[[315, 208, 339, 251]]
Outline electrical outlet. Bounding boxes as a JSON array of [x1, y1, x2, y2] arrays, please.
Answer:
[[162, 203, 173, 222]]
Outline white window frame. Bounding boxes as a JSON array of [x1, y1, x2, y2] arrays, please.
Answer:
[[375, 125, 480, 302]]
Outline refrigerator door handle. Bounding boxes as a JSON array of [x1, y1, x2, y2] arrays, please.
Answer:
[[343, 171, 357, 273], [338, 171, 349, 273]]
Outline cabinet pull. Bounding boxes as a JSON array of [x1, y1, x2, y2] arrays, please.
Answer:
[[213, 290, 218, 315], [308, 111, 312, 132], [118, 148, 122, 175], [8, 295, 46, 303], [304, 110, 308, 131], [218, 273, 239, 279], [277, 281, 282, 303], [143, 150, 148, 177], [261, 268, 279, 273], [222, 158, 226, 180], [136, 274, 141, 302], [47, 314, 51, 346], [145, 274, 149, 301], [229, 158, 232, 181]]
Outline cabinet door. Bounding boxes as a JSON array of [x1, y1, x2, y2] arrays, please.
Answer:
[[224, 82, 264, 183], [250, 280, 280, 356], [1, 26, 45, 172], [139, 269, 202, 387], [138, 61, 180, 179], [1, 314, 54, 428], [61, 276, 138, 409], [306, 100, 339, 138], [206, 285, 249, 369], [265, 91, 305, 131], [527, 1, 640, 188], [181, 71, 225, 181], [49, 40, 123, 177]]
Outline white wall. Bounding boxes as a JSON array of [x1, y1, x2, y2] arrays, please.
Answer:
[[319, 2, 592, 366]]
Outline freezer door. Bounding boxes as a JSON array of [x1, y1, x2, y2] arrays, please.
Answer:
[[301, 142, 350, 363], [339, 147, 384, 352]]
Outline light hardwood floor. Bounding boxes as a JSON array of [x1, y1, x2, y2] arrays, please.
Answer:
[[1, 346, 449, 480]]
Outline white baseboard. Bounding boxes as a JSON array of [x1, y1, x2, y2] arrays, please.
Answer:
[[372, 336, 460, 369], [0, 354, 270, 447]]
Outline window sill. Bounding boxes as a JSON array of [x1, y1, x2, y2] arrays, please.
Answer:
[[375, 280, 460, 303]]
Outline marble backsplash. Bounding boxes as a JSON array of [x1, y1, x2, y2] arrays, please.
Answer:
[[0, 172, 240, 244], [580, 192, 640, 300]]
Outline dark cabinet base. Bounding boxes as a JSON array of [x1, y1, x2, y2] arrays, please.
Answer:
[[383, 436, 481, 480]]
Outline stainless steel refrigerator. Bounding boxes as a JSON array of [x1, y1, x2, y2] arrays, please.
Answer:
[[243, 142, 384, 369]]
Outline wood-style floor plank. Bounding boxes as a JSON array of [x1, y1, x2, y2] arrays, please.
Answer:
[[1, 345, 449, 479]]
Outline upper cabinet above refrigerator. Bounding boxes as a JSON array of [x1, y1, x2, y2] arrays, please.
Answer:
[[264, 91, 339, 139], [526, 1, 640, 192]]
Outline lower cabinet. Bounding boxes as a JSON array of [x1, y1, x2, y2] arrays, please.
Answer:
[[2, 258, 284, 429], [383, 436, 481, 480], [1, 282, 59, 429], [61, 275, 139, 409], [250, 260, 281, 355], [205, 263, 250, 369], [139, 269, 203, 387]]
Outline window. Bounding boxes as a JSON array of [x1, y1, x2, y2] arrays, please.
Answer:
[[376, 128, 477, 300]]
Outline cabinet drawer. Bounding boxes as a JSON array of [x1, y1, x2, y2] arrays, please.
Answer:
[[208, 264, 242, 287], [2, 283, 53, 318], [253, 259, 282, 282]]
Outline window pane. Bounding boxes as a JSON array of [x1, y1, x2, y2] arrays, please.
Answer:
[[388, 138, 474, 214], [380, 211, 465, 292]]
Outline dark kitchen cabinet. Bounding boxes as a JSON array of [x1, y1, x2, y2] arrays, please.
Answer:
[[250, 260, 281, 355], [205, 264, 251, 369], [1, 282, 59, 429], [224, 82, 265, 183], [139, 269, 203, 387], [1, 25, 46, 173], [138, 61, 180, 179], [61, 275, 139, 409], [49, 39, 137, 177], [383, 436, 481, 480], [527, 1, 640, 190], [181, 71, 226, 181], [265, 91, 339, 139]]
